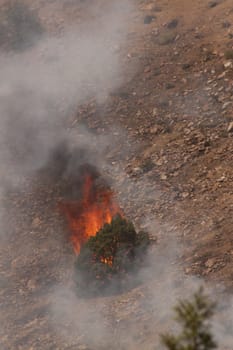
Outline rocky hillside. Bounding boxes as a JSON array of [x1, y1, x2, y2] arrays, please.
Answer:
[[0, 0, 232, 349]]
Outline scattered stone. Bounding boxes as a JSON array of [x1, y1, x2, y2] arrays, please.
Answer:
[[185, 267, 192, 274], [227, 121, 233, 132], [181, 192, 189, 199], [223, 61, 233, 69], [144, 66, 151, 73], [160, 173, 167, 180], [205, 258, 215, 268], [132, 167, 143, 176], [149, 125, 160, 134], [152, 107, 158, 116], [32, 217, 41, 227], [217, 71, 226, 79], [217, 176, 226, 182], [27, 279, 36, 290], [78, 345, 89, 350], [222, 102, 231, 110]]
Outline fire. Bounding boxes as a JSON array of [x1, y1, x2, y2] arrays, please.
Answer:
[[59, 171, 122, 255], [100, 257, 113, 266]]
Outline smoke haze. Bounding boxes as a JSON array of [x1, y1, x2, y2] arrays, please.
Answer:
[[0, 1, 232, 350]]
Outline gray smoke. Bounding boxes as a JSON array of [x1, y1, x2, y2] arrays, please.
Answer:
[[0, 1, 133, 188], [0, 1, 232, 350]]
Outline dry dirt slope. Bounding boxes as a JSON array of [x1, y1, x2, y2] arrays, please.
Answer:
[[76, 0, 233, 289], [0, 0, 233, 349]]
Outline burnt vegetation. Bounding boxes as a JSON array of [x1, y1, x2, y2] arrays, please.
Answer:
[[74, 214, 150, 296]]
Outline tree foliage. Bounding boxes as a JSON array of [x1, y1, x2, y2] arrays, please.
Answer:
[[74, 214, 150, 296], [161, 287, 217, 350]]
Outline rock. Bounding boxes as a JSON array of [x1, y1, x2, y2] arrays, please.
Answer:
[[160, 173, 167, 180], [185, 267, 192, 274], [217, 176, 226, 182], [223, 61, 233, 69], [152, 107, 158, 116], [222, 102, 231, 110], [181, 192, 189, 199], [27, 279, 36, 290], [32, 217, 41, 227], [132, 167, 143, 176], [227, 121, 233, 132], [78, 345, 88, 350], [149, 125, 160, 134], [144, 66, 151, 73], [205, 258, 215, 268]]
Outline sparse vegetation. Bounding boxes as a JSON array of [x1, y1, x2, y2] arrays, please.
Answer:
[[0, 1, 43, 51], [158, 31, 176, 45], [141, 158, 155, 173], [224, 49, 233, 60], [74, 214, 150, 296], [161, 288, 217, 350]]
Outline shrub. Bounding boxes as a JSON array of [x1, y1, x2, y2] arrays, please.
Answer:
[[158, 31, 176, 45], [74, 214, 150, 296], [225, 50, 233, 60]]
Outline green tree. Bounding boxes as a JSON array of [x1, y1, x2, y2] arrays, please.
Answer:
[[74, 214, 150, 296], [161, 287, 217, 350]]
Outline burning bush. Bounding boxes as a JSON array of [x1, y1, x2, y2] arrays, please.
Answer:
[[58, 164, 151, 295], [74, 214, 150, 296]]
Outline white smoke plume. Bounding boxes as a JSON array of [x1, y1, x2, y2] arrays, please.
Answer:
[[0, 0, 133, 187]]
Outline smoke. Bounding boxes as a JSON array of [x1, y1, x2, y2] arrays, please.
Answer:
[[0, 1, 133, 348], [0, 1, 232, 350], [47, 148, 233, 349], [49, 226, 233, 350], [0, 0, 133, 189]]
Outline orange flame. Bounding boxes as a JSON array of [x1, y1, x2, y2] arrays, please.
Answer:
[[59, 173, 122, 255], [100, 257, 113, 266]]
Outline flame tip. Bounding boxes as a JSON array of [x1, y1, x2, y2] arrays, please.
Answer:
[[60, 173, 123, 255]]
